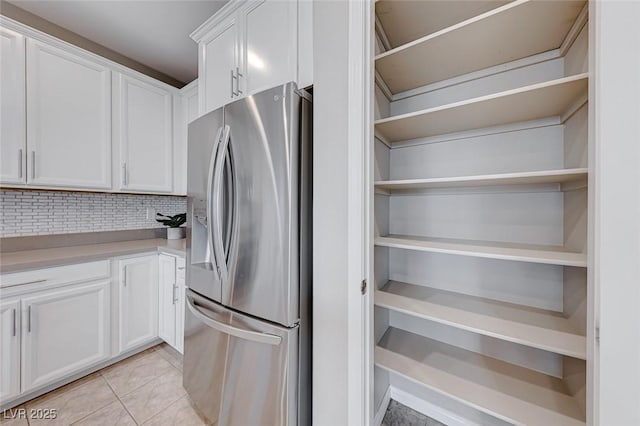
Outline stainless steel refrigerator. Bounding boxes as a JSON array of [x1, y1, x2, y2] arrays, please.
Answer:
[[183, 82, 312, 426]]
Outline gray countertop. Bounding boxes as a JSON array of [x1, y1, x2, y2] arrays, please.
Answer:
[[0, 238, 186, 273]]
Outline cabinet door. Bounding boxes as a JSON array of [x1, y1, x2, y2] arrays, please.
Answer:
[[115, 74, 173, 193], [118, 255, 158, 353], [242, 0, 297, 96], [0, 28, 26, 185], [175, 257, 186, 354], [201, 15, 238, 113], [26, 39, 112, 189], [21, 280, 111, 392], [0, 300, 20, 401], [158, 254, 176, 347]]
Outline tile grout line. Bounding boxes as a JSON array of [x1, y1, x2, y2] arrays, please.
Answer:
[[66, 376, 120, 425], [98, 371, 140, 426], [109, 346, 183, 425]]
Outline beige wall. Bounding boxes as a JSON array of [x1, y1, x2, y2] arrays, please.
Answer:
[[0, 1, 184, 88]]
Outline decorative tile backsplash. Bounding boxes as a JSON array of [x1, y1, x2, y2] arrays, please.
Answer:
[[0, 189, 187, 238]]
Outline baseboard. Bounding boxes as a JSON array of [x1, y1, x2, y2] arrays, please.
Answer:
[[390, 386, 481, 426], [374, 386, 392, 426]]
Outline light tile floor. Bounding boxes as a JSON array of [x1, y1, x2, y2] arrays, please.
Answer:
[[1, 344, 208, 426]]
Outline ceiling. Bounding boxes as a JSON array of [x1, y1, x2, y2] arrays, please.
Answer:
[[6, 0, 228, 84]]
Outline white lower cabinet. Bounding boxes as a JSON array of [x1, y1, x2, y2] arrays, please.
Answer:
[[118, 255, 158, 353], [175, 257, 185, 354], [0, 299, 21, 402], [20, 280, 111, 393], [158, 254, 177, 347], [0, 251, 182, 406], [157, 254, 186, 354]]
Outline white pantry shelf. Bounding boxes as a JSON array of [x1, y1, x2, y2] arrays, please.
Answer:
[[375, 74, 588, 143], [375, 0, 509, 49], [375, 0, 586, 94], [375, 235, 587, 267], [375, 328, 585, 426], [375, 168, 588, 192], [376, 281, 586, 359]]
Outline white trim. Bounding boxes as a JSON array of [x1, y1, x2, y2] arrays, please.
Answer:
[[587, 5, 597, 425], [559, 2, 589, 57], [374, 14, 391, 52], [0, 16, 179, 94], [189, 0, 247, 42], [373, 386, 391, 426], [374, 69, 393, 101], [180, 79, 198, 95], [347, 0, 372, 425], [560, 92, 588, 124], [390, 386, 482, 426], [591, 2, 640, 425]]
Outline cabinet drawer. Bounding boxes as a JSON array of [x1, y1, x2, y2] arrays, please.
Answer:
[[0, 260, 111, 290]]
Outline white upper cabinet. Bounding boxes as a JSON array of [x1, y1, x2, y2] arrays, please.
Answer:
[[114, 73, 174, 193], [192, 0, 312, 114], [242, 0, 296, 97], [118, 255, 158, 353], [20, 280, 111, 393], [0, 299, 20, 402], [200, 15, 239, 113], [0, 28, 26, 185], [26, 39, 112, 189]]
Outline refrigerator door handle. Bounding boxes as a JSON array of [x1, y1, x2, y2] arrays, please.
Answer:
[[212, 124, 231, 283], [186, 296, 282, 346], [207, 126, 224, 277]]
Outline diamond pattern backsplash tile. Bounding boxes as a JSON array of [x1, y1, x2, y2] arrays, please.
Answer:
[[0, 189, 187, 238]]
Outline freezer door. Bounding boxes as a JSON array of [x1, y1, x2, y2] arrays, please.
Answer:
[[216, 82, 306, 326], [183, 290, 298, 426], [186, 108, 224, 303]]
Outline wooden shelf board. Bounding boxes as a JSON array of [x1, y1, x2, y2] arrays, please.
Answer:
[[375, 0, 586, 94], [376, 281, 586, 359], [375, 327, 585, 426], [375, 168, 588, 191], [375, 235, 587, 267], [375, 0, 509, 49], [375, 74, 588, 143]]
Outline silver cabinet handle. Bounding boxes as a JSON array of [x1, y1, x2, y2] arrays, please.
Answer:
[[31, 151, 35, 179], [186, 297, 281, 346], [18, 149, 23, 178], [122, 163, 127, 186], [122, 266, 127, 287], [27, 305, 32, 333], [177, 266, 185, 270], [235, 66, 243, 95], [230, 69, 235, 97], [172, 283, 178, 304], [12, 308, 17, 337]]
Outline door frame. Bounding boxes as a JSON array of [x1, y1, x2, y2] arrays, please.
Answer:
[[311, 1, 373, 425]]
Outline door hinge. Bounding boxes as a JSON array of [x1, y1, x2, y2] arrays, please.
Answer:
[[595, 326, 600, 344], [361, 279, 367, 295]]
